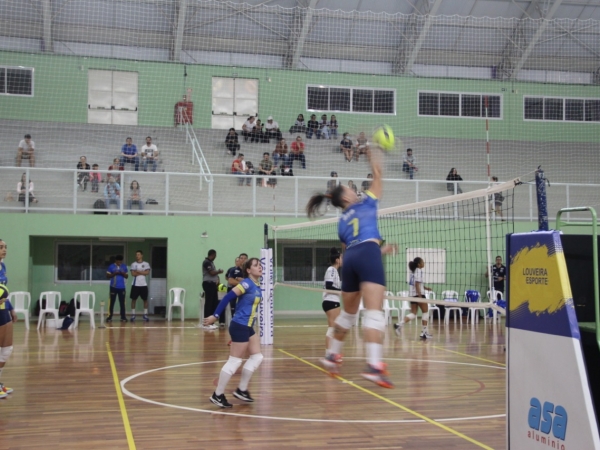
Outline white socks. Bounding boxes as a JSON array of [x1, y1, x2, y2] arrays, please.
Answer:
[[366, 342, 382, 367]]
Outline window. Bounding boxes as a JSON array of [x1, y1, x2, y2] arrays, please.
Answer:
[[0, 66, 34, 96], [282, 245, 336, 282], [418, 92, 501, 119], [524, 96, 600, 122], [56, 242, 125, 283], [307, 85, 395, 114]]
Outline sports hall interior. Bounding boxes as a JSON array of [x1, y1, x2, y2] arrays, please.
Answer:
[[1, 0, 599, 448]]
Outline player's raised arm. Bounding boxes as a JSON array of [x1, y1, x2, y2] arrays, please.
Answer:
[[367, 145, 383, 200]]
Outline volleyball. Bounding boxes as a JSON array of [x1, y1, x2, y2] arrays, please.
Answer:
[[373, 125, 396, 151]]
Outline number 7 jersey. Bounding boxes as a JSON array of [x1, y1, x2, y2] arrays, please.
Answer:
[[338, 191, 382, 249]]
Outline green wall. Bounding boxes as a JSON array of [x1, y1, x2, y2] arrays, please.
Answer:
[[1, 51, 600, 142]]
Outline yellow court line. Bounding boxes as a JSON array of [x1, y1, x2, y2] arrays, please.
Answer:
[[278, 349, 493, 450], [431, 346, 506, 367], [106, 342, 137, 450]]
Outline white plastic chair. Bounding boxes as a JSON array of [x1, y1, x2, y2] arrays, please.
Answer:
[[9, 291, 31, 330], [37, 291, 61, 330], [487, 289, 505, 322], [74, 291, 96, 329], [168, 288, 186, 322], [465, 290, 487, 325], [425, 290, 440, 323], [383, 291, 400, 324], [396, 291, 411, 321], [442, 290, 461, 324]]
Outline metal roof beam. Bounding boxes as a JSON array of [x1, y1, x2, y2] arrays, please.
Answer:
[[173, 0, 187, 62], [402, 0, 444, 74], [285, 0, 319, 69]]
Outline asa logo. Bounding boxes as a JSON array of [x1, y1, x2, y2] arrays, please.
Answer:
[[528, 397, 568, 449]]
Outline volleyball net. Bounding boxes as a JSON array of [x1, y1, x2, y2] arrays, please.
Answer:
[[272, 177, 521, 313]]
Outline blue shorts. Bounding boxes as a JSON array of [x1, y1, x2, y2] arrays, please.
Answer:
[[341, 241, 386, 292], [229, 320, 256, 343]]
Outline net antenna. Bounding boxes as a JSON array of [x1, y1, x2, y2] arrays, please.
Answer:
[[272, 177, 521, 313]]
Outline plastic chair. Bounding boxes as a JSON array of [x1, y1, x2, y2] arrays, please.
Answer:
[[74, 291, 96, 329], [465, 290, 487, 325], [383, 291, 400, 324], [396, 291, 411, 321], [9, 291, 31, 330], [425, 290, 440, 323], [442, 290, 461, 324], [487, 289, 505, 322], [168, 288, 186, 322], [37, 291, 61, 330]]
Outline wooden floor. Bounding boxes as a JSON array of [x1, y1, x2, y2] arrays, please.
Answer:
[[2, 317, 506, 450]]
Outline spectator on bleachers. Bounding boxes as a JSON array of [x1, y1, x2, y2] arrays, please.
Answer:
[[280, 163, 294, 177], [348, 180, 358, 195], [17, 173, 37, 205], [273, 138, 289, 167], [127, 180, 144, 215], [402, 148, 418, 180], [254, 119, 267, 143], [77, 156, 91, 191], [306, 114, 320, 139], [242, 116, 256, 143], [108, 158, 124, 185], [225, 128, 240, 156], [90, 164, 102, 193], [120, 137, 139, 171], [290, 135, 306, 169], [361, 173, 373, 194], [340, 133, 353, 162], [319, 114, 330, 140], [141, 136, 159, 173], [17, 134, 35, 167], [231, 154, 248, 186], [354, 132, 370, 162], [326, 171, 339, 194], [265, 116, 282, 142], [289, 114, 307, 134], [104, 176, 121, 210], [258, 152, 276, 187], [329, 115, 339, 139], [446, 168, 463, 194]]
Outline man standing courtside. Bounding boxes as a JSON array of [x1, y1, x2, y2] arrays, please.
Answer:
[[485, 255, 506, 300], [106, 255, 129, 323], [202, 249, 223, 330], [130, 250, 151, 322]]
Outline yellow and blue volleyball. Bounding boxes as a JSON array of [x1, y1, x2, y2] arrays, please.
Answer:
[[372, 125, 396, 151]]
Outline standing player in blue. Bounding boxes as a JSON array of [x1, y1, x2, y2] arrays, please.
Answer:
[[0, 239, 16, 398], [106, 254, 129, 323], [307, 146, 396, 388], [203, 257, 264, 408]]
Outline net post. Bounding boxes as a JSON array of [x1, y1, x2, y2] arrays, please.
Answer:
[[535, 166, 548, 231], [259, 247, 274, 345]]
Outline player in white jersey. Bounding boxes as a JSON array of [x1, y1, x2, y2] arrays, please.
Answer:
[[322, 248, 342, 358], [394, 257, 432, 339], [129, 250, 151, 322]]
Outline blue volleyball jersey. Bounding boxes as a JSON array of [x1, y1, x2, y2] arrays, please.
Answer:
[[232, 278, 262, 327], [338, 191, 382, 248], [0, 262, 7, 285]]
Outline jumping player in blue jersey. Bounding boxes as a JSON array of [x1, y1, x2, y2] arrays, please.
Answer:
[[203, 257, 264, 408], [0, 239, 16, 398], [306, 145, 396, 388]]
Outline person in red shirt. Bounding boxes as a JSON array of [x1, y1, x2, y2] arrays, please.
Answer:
[[290, 136, 306, 169], [231, 154, 247, 186], [108, 158, 124, 185]]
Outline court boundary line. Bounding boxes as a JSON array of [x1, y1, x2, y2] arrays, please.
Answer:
[[431, 345, 506, 367], [107, 342, 137, 450], [279, 349, 494, 450]]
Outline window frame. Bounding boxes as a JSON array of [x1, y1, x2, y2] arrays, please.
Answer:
[[523, 96, 600, 123], [0, 66, 34, 97], [306, 84, 396, 115], [281, 244, 335, 283], [417, 91, 503, 120], [54, 241, 127, 284]]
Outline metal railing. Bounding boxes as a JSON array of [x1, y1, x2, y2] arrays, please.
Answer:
[[2, 167, 598, 219]]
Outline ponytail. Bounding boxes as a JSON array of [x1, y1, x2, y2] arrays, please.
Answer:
[[306, 185, 346, 218], [408, 257, 423, 273]]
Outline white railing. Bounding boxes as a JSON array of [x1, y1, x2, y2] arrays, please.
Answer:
[[1, 167, 597, 219]]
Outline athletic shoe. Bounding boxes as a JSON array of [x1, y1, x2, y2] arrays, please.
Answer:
[[361, 363, 394, 389], [393, 322, 403, 336], [106, 317, 112, 323], [120, 318, 128, 323], [130, 315, 136, 323], [232, 388, 254, 403], [143, 315, 149, 322], [420, 331, 432, 339], [319, 353, 343, 374], [203, 324, 218, 330], [0, 383, 13, 394], [0, 390, 6, 399], [210, 392, 232, 408]]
